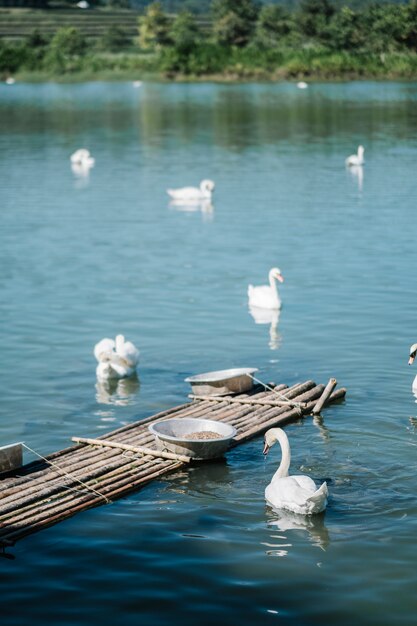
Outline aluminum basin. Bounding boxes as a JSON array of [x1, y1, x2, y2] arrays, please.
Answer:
[[185, 367, 258, 396], [148, 418, 237, 460]]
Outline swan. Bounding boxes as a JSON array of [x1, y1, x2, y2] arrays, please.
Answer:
[[94, 334, 139, 381], [167, 179, 215, 201], [263, 428, 328, 515], [346, 145, 365, 167], [248, 267, 284, 310], [297, 81, 308, 89], [70, 148, 95, 167], [408, 343, 417, 390]]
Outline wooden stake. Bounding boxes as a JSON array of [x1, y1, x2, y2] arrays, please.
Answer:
[[312, 378, 338, 415]]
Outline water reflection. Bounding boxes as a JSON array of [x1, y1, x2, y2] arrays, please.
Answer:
[[71, 161, 94, 188], [265, 507, 330, 553], [95, 374, 140, 406], [169, 198, 214, 220], [348, 164, 364, 192], [249, 305, 281, 350]]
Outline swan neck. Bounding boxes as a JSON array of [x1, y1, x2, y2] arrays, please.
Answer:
[[273, 431, 291, 479], [269, 271, 279, 297]]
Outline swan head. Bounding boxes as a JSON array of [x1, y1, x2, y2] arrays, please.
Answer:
[[358, 145, 365, 157], [409, 343, 417, 365], [269, 267, 284, 283], [200, 179, 215, 194], [263, 427, 286, 455]]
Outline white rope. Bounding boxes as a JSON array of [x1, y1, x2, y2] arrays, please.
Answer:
[[21, 443, 110, 504], [247, 374, 305, 409]]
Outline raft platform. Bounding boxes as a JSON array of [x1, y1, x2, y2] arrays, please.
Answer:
[[0, 378, 345, 548]]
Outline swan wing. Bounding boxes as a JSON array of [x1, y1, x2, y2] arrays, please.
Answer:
[[94, 338, 115, 362], [167, 186, 201, 200], [118, 340, 140, 367], [248, 285, 279, 309], [266, 476, 327, 514]]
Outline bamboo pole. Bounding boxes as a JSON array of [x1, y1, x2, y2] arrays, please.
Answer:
[[188, 394, 306, 408], [71, 436, 190, 463], [312, 378, 338, 415]]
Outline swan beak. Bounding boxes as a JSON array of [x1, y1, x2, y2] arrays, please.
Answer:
[[263, 442, 270, 455], [409, 355, 415, 365], [277, 275, 284, 283]]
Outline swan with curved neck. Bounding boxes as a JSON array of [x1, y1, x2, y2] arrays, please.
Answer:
[[167, 179, 215, 201], [94, 334, 139, 381], [263, 428, 328, 515], [346, 145, 365, 167], [248, 267, 284, 310], [408, 343, 417, 390], [70, 148, 95, 167]]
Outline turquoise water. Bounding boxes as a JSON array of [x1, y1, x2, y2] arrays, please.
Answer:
[[1, 80, 417, 625]]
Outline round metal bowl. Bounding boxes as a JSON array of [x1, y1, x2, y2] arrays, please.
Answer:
[[185, 367, 258, 396], [148, 418, 237, 460]]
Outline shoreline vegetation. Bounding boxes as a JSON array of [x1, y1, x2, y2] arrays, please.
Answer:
[[2, 1, 417, 82]]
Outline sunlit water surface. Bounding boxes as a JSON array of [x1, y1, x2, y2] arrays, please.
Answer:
[[1, 81, 417, 625]]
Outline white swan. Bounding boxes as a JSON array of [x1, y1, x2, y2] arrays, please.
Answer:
[[167, 179, 215, 201], [346, 145, 365, 167], [248, 267, 284, 310], [263, 428, 328, 515], [297, 81, 308, 89], [94, 334, 139, 381], [408, 343, 417, 390], [70, 148, 95, 167]]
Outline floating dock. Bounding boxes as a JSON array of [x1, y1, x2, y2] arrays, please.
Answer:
[[0, 378, 345, 548]]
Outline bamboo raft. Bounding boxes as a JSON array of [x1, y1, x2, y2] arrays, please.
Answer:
[[0, 378, 345, 548]]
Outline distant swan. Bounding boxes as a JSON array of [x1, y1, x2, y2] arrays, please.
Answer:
[[94, 334, 139, 381], [346, 145, 365, 167], [248, 267, 284, 310], [408, 343, 417, 390], [263, 428, 328, 515], [70, 148, 95, 167], [167, 179, 215, 201], [297, 81, 308, 89]]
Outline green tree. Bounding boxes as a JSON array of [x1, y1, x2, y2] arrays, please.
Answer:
[[211, 0, 260, 47], [96, 25, 131, 51], [403, 1, 417, 50], [170, 11, 201, 54], [325, 7, 364, 50], [43, 27, 88, 72], [299, 0, 335, 39], [254, 5, 294, 48], [138, 2, 171, 50]]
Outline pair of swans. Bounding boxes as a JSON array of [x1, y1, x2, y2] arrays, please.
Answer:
[[94, 335, 140, 381], [263, 428, 328, 515]]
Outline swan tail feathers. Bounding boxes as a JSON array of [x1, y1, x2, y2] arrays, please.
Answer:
[[306, 481, 328, 503]]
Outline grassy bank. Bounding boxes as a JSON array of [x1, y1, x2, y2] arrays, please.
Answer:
[[6, 48, 417, 83]]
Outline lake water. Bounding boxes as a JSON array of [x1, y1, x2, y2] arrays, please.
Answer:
[[1, 80, 417, 625]]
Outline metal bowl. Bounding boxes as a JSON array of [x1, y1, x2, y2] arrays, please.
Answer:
[[185, 367, 258, 396], [148, 418, 237, 460]]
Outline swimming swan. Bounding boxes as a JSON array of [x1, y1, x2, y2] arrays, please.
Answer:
[[70, 148, 95, 167], [263, 428, 328, 515], [346, 145, 365, 167], [408, 343, 417, 390], [248, 267, 284, 310], [167, 179, 215, 201], [94, 334, 139, 381]]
